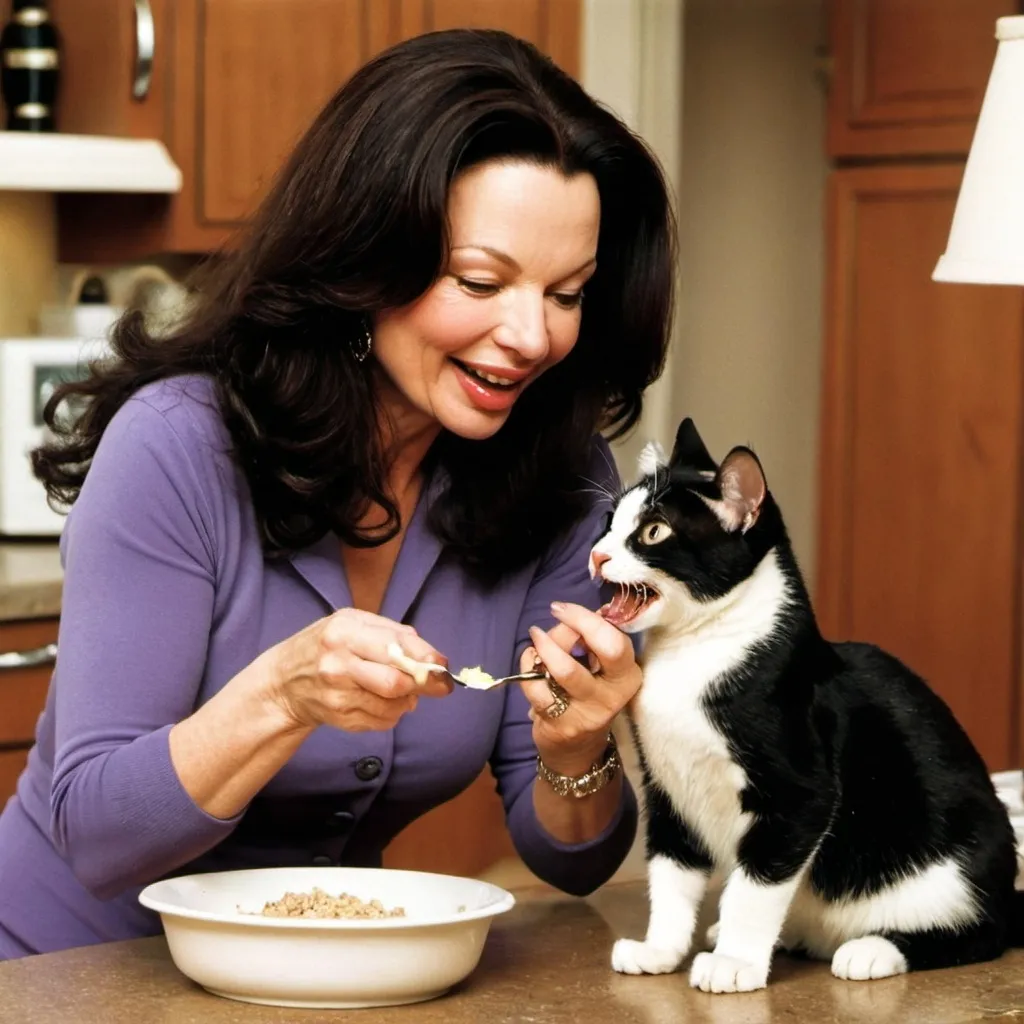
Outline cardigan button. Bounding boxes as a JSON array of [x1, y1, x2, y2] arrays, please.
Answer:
[[354, 756, 383, 781], [326, 810, 355, 835]]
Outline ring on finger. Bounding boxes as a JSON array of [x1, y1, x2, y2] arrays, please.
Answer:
[[542, 678, 571, 719], [542, 696, 570, 719]]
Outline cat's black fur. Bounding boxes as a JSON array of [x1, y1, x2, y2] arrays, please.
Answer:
[[607, 418, 1023, 981]]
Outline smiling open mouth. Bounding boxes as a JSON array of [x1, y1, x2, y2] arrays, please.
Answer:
[[600, 582, 661, 627], [450, 358, 520, 390]]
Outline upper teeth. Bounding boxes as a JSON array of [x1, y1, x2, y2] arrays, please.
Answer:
[[471, 368, 516, 386]]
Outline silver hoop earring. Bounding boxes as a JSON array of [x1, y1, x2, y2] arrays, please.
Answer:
[[351, 320, 372, 363]]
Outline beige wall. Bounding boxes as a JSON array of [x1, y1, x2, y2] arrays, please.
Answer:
[[582, 0, 684, 474], [675, 0, 827, 576], [0, 193, 57, 336]]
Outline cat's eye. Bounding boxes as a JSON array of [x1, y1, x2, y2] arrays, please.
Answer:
[[639, 520, 672, 545]]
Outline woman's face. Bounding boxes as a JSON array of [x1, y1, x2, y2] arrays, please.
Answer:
[[372, 159, 600, 442]]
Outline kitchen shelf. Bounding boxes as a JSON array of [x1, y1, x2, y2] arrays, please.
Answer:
[[0, 132, 181, 192]]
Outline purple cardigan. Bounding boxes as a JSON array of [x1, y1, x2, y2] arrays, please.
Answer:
[[0, 376, 636, 959]]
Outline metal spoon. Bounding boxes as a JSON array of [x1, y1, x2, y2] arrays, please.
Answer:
[[386, 643, 549, 690], [441, 667, 550, 690]]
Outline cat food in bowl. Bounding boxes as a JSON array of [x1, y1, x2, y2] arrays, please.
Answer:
[[250, 886, 407, 919], [138, 866, 515, 1008]]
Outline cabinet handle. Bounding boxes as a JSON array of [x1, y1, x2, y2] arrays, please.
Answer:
[[133, 0, 155, 100], [0, 643, 57, 671]]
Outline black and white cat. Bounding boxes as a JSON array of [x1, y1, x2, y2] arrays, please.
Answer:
[[593, 418, 1023, 994]]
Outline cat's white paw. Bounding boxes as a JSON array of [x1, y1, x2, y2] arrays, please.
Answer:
[[689, 951, 768, 993], [611, 938, 685, 975], [831, 936, 908, 981], [704, 921, 720, 949]]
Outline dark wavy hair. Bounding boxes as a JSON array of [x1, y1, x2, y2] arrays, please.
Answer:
[[33, 29, 675, 582]]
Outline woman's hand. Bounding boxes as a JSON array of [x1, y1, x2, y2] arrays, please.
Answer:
[[520, 601, 641, 776], [260, 609, 451, 734]]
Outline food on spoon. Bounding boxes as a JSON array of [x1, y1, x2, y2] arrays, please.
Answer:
[[455, 665, 497, 689], [246, 887, 406, 919], [384, 643, 500, 690]]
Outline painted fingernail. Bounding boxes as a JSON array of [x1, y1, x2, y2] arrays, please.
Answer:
[[571, 642, 587, 659]]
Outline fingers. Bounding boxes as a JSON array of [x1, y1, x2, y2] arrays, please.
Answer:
[[549, 601, 636, 680], [335, 609, 421, 637], [323, 611, 437, 658], [383, 641, 452, 697], [324, 613, 450, 699], [530, 620, 599, 676], [522, 624, 598, 706], [388, 631, 447, 667], [344, 670, 419, 717], [540, 622, 583, 656]]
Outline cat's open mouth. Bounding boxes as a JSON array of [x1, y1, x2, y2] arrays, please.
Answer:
[[600, 581, 661, 627]]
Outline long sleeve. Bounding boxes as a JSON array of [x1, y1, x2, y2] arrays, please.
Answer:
[[50, 388, 244, 899], [489, 438, 638, 896]]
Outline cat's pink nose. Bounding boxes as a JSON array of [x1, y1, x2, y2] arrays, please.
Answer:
[[590, 550, 611, 580]]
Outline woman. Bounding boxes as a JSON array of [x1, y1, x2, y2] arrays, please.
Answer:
[[0, 28, 674, 958]]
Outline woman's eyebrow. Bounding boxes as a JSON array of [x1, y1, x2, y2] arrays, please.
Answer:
[[451, 245, 522, 271]]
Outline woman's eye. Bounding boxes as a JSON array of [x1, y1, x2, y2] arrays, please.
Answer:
[[640, 521, 671, 545], [551, 291, 584, 310], [456, 277, 500, 296]]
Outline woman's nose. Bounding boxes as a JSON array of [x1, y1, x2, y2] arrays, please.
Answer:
[[495, 290, 549, 362]]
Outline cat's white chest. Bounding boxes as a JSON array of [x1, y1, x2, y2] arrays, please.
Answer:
[[634, 647, 752, 868]]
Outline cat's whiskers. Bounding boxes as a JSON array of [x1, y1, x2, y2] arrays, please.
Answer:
[[581, 475, 619, 505]]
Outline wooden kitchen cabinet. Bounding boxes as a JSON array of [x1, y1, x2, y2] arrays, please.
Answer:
[[827, 0, 1016, 159], [0, 617, 58, 809], [819, 1, 1024, 772], [816, 164, 1024, 771], [51, 0, 581, 261]]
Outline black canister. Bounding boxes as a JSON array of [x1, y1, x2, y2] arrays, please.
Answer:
[[0, 1, 60, 132]]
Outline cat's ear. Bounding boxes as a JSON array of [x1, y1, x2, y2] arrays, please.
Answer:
[[637, 440, 668, 478], [714, 447, 766, 533], [670, 418, 717, 473]]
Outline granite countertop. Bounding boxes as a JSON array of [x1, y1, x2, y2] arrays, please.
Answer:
[[0, 541, 62, 622], [1, 880, 1022, 1023]]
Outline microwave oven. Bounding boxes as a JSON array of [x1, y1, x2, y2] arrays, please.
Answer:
[[0, 336, 112, 537]]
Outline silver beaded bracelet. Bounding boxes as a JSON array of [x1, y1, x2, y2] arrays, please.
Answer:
[[536, 736, 621, 799]]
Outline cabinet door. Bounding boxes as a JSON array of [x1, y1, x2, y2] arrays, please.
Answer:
[[185, 0, 579, 228], [47, 0, 169, 139], [817, 164, 1024, 770], [0, 618, 58, 809], [426, 0, 580, 75], [193, 0, 367, 226], [56, 0, 581, 260], [827, 0, 1016, 158]]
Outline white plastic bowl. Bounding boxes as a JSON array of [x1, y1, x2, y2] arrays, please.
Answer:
[[138, 866, 516, 1009]]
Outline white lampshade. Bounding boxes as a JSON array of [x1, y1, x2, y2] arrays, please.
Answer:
[[933, 16, 1024, 285]]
